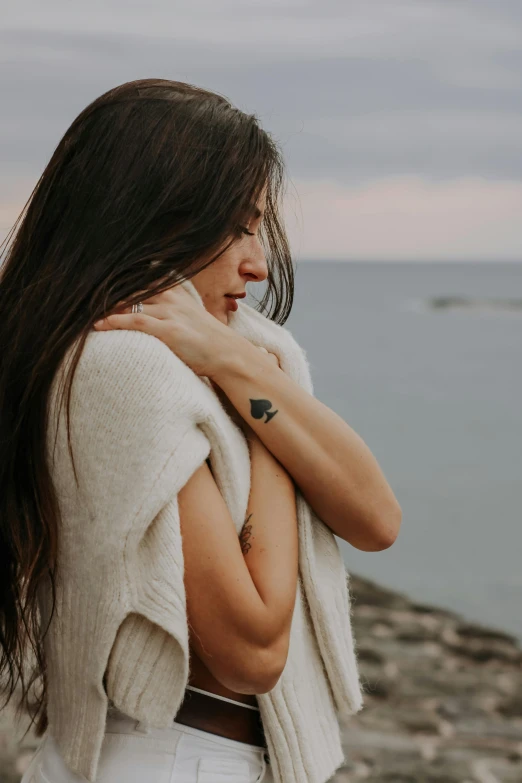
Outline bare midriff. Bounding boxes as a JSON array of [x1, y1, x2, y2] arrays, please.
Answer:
[[188, 646, 259, 709]]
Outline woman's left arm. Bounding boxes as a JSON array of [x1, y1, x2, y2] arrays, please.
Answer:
[[210, 340, 402, 552]]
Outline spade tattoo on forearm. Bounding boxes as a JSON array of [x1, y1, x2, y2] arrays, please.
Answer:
[[239, 513, 253, 555], [250, 398, 278, 423]]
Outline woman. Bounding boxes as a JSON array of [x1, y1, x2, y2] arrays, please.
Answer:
[[0, 79, 401, 783]]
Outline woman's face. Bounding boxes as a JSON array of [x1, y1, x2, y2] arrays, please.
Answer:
[[191, 188, 268, 325]]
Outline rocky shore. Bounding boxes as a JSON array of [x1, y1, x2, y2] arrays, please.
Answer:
[[425, 295, 522, 314], [334, 574, 522, 783], [2, 573, 521, 782]]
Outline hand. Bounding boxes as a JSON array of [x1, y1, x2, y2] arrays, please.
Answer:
[[92, 284, 239, 378]]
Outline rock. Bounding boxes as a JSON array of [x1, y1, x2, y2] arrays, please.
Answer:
[[498, 689, 522, 718], [330, 573, 522, 782], [355, 646, 386, 665], [349, 575, 413, 610], [425, 295, 522, 314], [393, 708, 445, 735], [456, 622, 519, 644]]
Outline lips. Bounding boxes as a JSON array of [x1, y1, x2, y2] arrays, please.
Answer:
[[224, 294, 238, 312]]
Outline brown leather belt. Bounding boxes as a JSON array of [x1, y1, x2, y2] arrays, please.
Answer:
[[175, 688, 267, 750]]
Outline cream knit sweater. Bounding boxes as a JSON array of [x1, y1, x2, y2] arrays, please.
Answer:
[[41, 279, 364, 783]]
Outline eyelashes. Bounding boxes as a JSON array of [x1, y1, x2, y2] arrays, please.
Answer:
[[238, 225, 255, 236]]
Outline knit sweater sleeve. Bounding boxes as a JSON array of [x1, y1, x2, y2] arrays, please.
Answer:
[[45, 328, 211, 731]]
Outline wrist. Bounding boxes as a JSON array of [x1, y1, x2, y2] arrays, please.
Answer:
[[208, 334, 264, 385]]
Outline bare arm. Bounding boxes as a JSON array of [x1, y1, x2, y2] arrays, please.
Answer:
[[179, 431, 298, 695], [238, 433, 299, 640], [209, 340, 402, 551], [93, 285, 400, 550]]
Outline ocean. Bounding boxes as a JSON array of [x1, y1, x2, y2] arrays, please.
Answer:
[[278, 261, 521, 644]]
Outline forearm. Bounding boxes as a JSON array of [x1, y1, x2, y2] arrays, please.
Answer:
[[210, 337, 402, 550], [241, 434, 299, 647]]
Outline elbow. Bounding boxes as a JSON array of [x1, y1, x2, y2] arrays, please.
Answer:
[[367, 499, 402, 551], [348, 499, 402, 552], [219, 638, 289, 695], [248, 643, 288, 693]]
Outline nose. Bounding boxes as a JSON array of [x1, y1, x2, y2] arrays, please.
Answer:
[[241, 236, 269, 283]]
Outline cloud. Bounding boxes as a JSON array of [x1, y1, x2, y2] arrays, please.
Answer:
[[284, 177, 522, 260], [291, 108, 522, 182], [3, 1, 522, 70], [1, 0, 521, 259], [2, 1, 522, 186]]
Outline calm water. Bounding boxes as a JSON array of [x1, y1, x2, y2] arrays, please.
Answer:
[[273, 261, 522, 643]]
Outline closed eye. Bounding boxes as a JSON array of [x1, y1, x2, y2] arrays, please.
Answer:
[[238, 225, 255, 236]]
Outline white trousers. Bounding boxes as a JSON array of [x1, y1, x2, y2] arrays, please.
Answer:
[[21, 698, 274, 783]]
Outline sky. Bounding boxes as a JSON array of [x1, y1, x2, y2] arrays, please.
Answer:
[[1, 0, 522, 260]]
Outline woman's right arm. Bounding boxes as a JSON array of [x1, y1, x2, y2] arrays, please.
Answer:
[[179, 431, 299, 695]]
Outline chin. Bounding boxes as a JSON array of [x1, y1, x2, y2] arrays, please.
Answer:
[[209, 308, 228, 326]]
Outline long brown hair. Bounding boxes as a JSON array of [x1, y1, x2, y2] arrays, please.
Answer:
[[0, 78, 294, 738]]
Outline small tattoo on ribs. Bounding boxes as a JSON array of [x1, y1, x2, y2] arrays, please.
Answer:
[[239, 513, 253, 554], [250, 398, 278, 423]]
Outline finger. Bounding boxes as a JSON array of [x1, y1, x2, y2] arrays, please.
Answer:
[[92, 312, 162, 335], [103, 302, 173, 323], [114, 305, 147, 316]]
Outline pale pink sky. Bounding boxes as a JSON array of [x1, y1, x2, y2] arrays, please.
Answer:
[[1, 0, 522, 260]]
